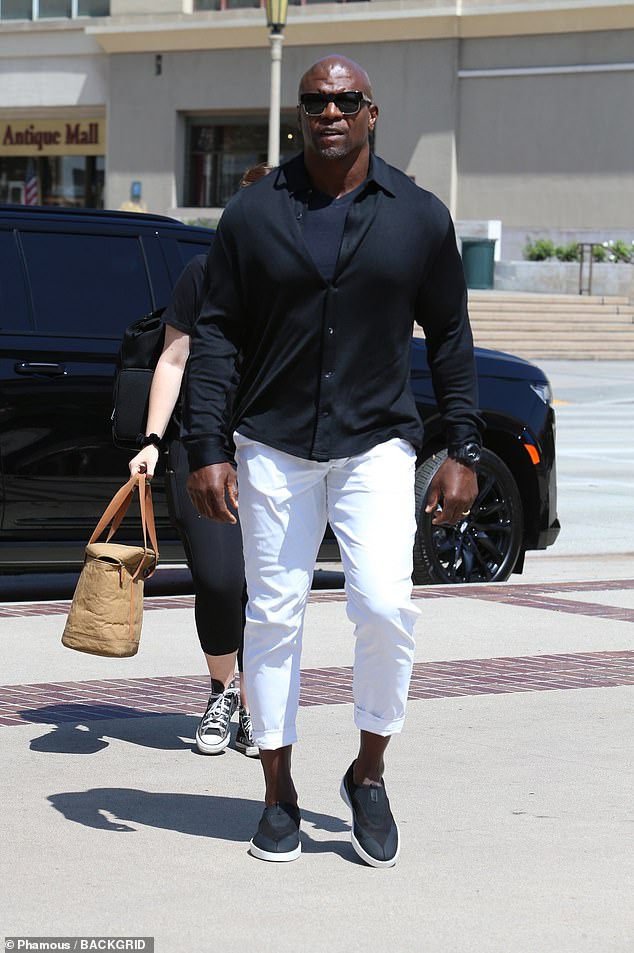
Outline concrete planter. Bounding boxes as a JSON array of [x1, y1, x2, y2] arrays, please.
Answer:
[[494, 261, 634, 298]]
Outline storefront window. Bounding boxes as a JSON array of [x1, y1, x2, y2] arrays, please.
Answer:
[[186, 115, 298, 207], [0, 0, 32, 17], [0, 156, 105, 208], [195, 0, 260, 8], [194, 0, 368, 8], [78, 0, 109, 12], [0, 0, 109, 17], [38, 0, 72, 16]]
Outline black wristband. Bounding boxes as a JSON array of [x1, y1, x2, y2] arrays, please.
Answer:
[[136, 432, 167, 453]]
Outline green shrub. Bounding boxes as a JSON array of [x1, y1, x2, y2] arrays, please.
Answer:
[[554, 242, 580, 262], [523, 237, 634, 264], [523, 237, 556, 261], [607, 239, 633, 263]]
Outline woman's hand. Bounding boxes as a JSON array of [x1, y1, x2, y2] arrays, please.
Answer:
[[128, 444, 160, 478]]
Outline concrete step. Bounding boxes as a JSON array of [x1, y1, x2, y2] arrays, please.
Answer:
[[470, 331, 634, 344], [415, 290, 634, 359], [468, 291, 631, 306], [470, 319, 634, 330], [488, 349, 634, 360], [413, 327, 634, 342], [466, 290, 634, 358], [470, 326, 634, 339], [469, 303, 634, 317], [471, 338, 634, 351], [472, 343, 634, 355], [471, 344, 634, 354]]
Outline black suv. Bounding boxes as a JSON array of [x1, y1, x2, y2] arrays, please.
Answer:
[[0, 205, 559, 584]]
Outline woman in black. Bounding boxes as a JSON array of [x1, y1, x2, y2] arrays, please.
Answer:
[[128, 252, 255, 757]]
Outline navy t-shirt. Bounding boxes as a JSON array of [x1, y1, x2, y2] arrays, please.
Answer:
[[302, 183, 366, 282], [163, 253, 238, 453], [162, 253, 208, 334]]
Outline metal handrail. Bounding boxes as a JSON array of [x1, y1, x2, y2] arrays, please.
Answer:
[[577, 242, 602, 296]]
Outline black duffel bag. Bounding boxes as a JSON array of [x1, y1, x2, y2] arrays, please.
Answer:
[[111, 308, 166, 451]]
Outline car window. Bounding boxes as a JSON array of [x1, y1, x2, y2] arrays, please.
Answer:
[[0, 231, 31, 333], [177, 240, 212, 267], [20, 231, 154, 338]]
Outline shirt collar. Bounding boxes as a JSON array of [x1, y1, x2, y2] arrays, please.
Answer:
[[279, 152, 396, 199]]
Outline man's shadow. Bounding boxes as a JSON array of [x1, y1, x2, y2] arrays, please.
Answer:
[[19, 705, 198, 754], [47, 787, 355, 859]]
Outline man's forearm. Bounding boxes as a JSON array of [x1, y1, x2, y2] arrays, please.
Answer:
[[417, 218, 483, 447], [182, 220, 244, 471], [181, 321, 239, 469], [428, 341, 483, 450]]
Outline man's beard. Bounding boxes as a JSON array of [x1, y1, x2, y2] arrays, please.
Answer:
[[314, 140, 352, 160]]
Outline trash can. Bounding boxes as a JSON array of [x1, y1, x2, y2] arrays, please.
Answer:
[[461, 237, 496, 290]]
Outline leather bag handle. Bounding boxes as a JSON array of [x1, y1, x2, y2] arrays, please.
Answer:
[[88, 473, 159, 577]]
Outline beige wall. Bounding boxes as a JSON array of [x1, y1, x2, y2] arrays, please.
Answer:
[[0, 55, 108, 110], [105, 39, 461, 213], [455, 30, 634, 228], [1, 3, 632, 237], [106, 46, 274, 212], [110, 0, 192, 14], [0, 22, 107, 112], [456, 69, 634, 229], [106, 29, 634, 233]]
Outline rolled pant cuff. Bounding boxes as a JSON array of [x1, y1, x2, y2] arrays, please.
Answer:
[[354, 705, 405, 737], [253, 727, 298, 750]]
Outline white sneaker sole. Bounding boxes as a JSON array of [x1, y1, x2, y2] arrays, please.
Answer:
[[340, 776, 400, 869], [249, 840, 301, 863], [195, 729, 231, 755], [236, 740, 260, 758]]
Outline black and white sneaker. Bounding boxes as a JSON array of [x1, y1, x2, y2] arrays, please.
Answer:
[[195, 679, 238, 755], [235, 707, 259, 758], [340, 762, 400, 868], [249, 802, 301, 862]]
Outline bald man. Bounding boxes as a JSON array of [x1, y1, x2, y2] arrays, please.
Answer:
[[184, 55, 482, 867]]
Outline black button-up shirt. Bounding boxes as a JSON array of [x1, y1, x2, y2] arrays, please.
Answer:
[[183, 153, 482, 469]]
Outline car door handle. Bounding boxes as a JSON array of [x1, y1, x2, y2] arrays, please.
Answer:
[[14, 362, 68, 378]]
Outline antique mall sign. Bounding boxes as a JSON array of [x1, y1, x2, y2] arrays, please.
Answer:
[[0, 119, 106, 156]]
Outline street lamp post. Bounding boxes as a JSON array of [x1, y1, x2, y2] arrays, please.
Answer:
[[265, 0, 288, 168]]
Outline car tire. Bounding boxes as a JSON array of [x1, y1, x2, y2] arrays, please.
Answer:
[[412, 448, 524, 585]]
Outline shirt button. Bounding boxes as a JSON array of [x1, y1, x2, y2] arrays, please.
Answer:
[[321, 410, 329, 417], [324, 371, 333, 379], [327, 327, 334, 335]]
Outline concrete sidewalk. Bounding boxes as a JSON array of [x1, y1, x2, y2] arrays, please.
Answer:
[[1, 571, 633, 953]]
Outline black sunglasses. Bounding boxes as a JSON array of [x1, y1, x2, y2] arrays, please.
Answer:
[[299, 91, 372, 117]]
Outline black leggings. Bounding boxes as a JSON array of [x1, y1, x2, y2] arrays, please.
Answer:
[[165, 439, 246, 669]]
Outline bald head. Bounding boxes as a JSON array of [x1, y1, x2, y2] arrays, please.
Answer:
[[299, 56, 373, 99], [297, 54, 378, 182]]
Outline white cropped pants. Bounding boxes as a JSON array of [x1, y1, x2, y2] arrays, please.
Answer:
[[233, 434, 420, 750]]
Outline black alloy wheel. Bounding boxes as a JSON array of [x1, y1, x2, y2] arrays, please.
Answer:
[[412, 448, 524, 585]]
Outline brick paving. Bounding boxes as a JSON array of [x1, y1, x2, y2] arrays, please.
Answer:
[[1, 578, 632, 727], [1, 650, 632, 728], [1, 577, 633, 623]]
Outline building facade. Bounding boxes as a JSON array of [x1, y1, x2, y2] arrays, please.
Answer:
[[1, 0, 633, 255]]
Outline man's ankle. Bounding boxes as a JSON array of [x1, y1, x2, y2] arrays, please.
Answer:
[[265, 788, 298, 807], [352, 758, 385, 787]]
